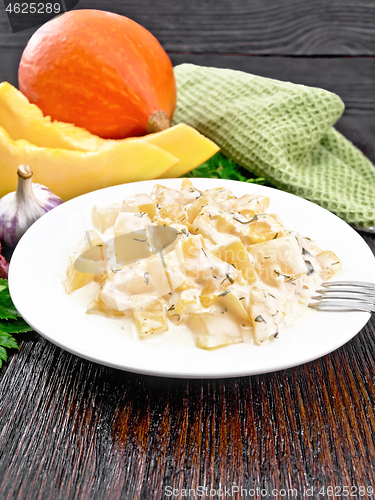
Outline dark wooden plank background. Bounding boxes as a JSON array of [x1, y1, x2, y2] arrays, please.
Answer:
[[0, 1, 375, 499]]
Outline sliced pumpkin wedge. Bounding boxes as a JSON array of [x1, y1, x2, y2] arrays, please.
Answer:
[[0, 82, 219, 177], [0, 126, 179, 200], [141, 123, 220, 178], [0, 82, 111, 151]]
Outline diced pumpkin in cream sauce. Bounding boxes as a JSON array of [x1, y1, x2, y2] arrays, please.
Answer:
[[187, 194, 218, 223], [203, 187, 235, 207], [315, 251, 342, 280], [157, 203, 186, 223], [63, 230, 105, 293], [211, 238, 257, 284], [122, 194, 156, 219], [230, 194, 270, 218], [167, 288, 201, 323], [190, 206, 239, 244], [109, 260, 153, 296], [151, 184, 197, 206], [217, 289, 250, 323], [189, 312, 244, 349], [87, 283, 132, 315], [249, 236, 308, 286], [130, 294, 168, 337], [249, 289, 286, 344], [247, 214, 286, 244], [114, 212, 152, 238], [67, 179, 342, 348], [175, 234, 244, 292], [91, 203, 122, 233], [180, 177, 202, 196]]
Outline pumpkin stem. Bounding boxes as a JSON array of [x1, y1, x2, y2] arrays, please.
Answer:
[[146, 110, 170, 134]]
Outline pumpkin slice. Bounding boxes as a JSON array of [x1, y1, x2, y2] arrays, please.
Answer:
[[211, 238, 258, 285], [0, 83, 219, 177], [189, 312, 244, 349], [130, 294, 168, 338], [0, 82, 111, 152], [0, 126, 179, 200], [63, 230, 105, 293], [142, 124, 220, 178]]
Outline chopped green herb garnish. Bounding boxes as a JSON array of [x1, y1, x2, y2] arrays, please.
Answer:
[[172, 314, 180, 321], [133, 237, 148, 243], [218, 290, 230, 297], [201, 248, 208, 258], [221, 273, 234, 285], [302, 247, 312, 256], [273, 232, 279, 240], [233, 213, 261, 224], [167, 304, 175, 311], [274, 270, 291, 280], [239, 296, 246, 300], [285, 276, 298, 283]]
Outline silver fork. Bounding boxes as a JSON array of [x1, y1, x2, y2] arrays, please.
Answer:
[[309, 281, 375, 313]]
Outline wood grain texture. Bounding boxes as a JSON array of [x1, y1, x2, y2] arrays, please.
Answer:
[[0, 297, 375, 499], [1, 49, 375, 118], [1, 0, 375, 55], [169, 54, 375, 116]]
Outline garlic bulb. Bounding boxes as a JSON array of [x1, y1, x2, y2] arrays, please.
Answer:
[[0, 165, 63, 247]]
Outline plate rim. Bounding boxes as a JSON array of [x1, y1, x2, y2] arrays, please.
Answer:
[[9, 178, 374, 378]]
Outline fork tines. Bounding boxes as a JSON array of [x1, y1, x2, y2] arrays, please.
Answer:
[[320, 281, 375, 291], [309, 281, 375, 313]]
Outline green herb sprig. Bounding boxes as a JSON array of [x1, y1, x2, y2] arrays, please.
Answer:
[[184, 152, 268, 185], [0, 278, 33, 369]]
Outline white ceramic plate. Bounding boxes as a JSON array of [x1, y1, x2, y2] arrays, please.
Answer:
[[9, 179, 375, 378]]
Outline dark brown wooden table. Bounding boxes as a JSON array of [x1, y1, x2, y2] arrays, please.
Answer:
[[0, 1, 375, 499]]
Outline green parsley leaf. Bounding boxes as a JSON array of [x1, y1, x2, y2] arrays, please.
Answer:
[[0, 278, 18, 320], [183, 152, 269, 185], [0, 346, 8, 367], [0, 333, 18, 349], [0, 279, 33, 370], [0, 317, 33, 334]]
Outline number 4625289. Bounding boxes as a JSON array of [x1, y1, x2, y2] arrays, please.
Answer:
[[6, 3, 61, 14]]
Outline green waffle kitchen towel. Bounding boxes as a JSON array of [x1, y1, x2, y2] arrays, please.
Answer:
[[173, 63, 375, 231]]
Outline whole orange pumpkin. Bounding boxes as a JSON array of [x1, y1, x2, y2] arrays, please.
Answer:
[[18, 10, 176, 139]]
